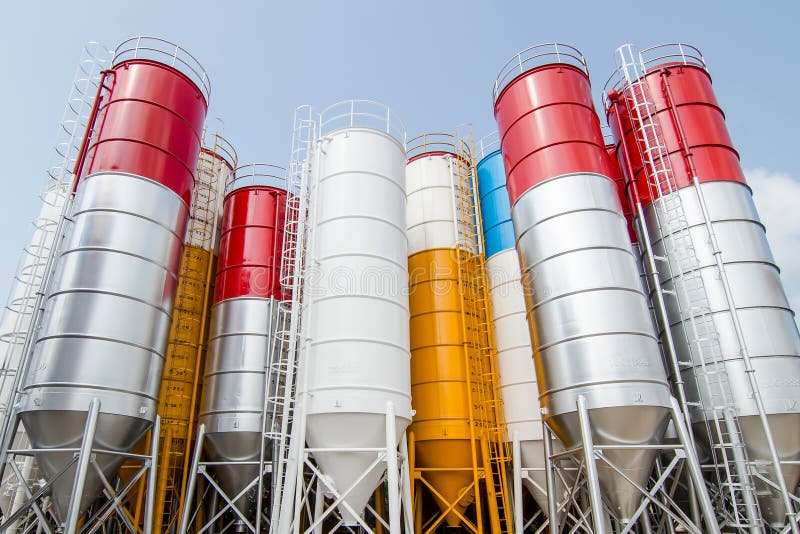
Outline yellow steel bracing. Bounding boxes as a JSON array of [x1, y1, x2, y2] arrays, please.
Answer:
[[406, 132, 511, 534]]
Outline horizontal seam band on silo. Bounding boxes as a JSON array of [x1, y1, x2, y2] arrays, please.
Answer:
[[496, 342, 532, 353], [407, 218, 462, 231], [651, 261, 782, 285], [58, 248, 180, 281], [510, 172, 618, 205], [202, 370, 266, 378], [308, 337, 409, 352], [519, 245, 636, 271], [501, 377, 539, 388], [311, 294, 409, 311], [317, 168, 405, 194], [81, 171, 191, 205], [663, 305, 798, 329], [527, 286, 649, 311], [45, 287, 176, 316], [535, 329, 659, 352], [22, 382, 159, 401], [515, 206, 628, 234], [306, 384, 412, 397], [540, 377, 671, 396], [33, 333, 168, 359], [313, 252, 408, 270], [69, 207, 189, 241], [100, 95, 204, 142], [642, 217, 767, 238], [490, 311, 526, 323], [314, 214, 407, 237], [200, 408, 263, 416], [87, 136, 200, 182], [208, 332, 273, 341]]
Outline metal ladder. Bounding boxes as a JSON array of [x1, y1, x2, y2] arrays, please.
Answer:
[[613, 45, 762, 530], [452, 131, 512, 534], [268, 107, 315, 532]]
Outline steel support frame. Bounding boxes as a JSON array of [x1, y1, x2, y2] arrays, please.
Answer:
[[0, 400, 160, 534], [177, 424, 273, 534], [543, 395, 720, 534], [510, 433, 572, 534], [282, 404, 412, 534]]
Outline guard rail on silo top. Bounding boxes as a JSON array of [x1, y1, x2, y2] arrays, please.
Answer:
[[17, 35, 208, 524], [406, 130, 511, 533], [197, 164, 287, 526], [494, 42, 674, 524], [606, 42, 800, 530]]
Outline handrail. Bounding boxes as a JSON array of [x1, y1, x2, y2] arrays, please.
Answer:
[[493, 43, 588, 103], [406, 131, 471, 161], [112, 36, 211, 104], [476, 131, 500, 161], [317, 99, 406, 145], [225, 163, 287, 196], [603, 42, 707, 111], [640, 43, 707, 73], [202, 132, 237, 171]]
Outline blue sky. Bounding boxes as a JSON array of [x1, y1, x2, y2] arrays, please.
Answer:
[[1, 0, 799, 309]]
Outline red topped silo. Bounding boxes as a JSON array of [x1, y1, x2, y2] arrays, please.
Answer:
[[19, 37, 208, 521], [80, 53, 208, 203], [494, 49, 614, 204], [493, 43, 673, 522], [199, 165, 288, 523], [214, 182, 287, 302], [606, 43, 800, 528]]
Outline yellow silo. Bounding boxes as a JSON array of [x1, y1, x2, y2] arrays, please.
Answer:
[[406, 132, 511, 533]]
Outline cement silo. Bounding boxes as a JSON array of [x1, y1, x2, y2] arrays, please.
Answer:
[[293, 100, 413, 527], [17, 36, 208, 523], [606, 43, 800, 529], [405, 132, 511, 532], [493, 43, 674, 523], [198, 164, 287, 524], [476, 132, 549, 526]]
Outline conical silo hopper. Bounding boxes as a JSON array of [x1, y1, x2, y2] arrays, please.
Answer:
[[18, 37, 208, 520]]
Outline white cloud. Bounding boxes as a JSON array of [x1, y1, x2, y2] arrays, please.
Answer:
[[745, 168, 800, 323]]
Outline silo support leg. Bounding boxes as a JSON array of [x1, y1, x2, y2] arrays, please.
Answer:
[[384, 403, 401, 534], [576, 396, 606, 534], [143, 415, 160, 534], [65, 398, 101, 534], [178, 424, 205, 534], [668, 398, 719, 532], [542, 424, 559, 534], [399, 436, 414, 532], [512, 433, 524, 534]]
